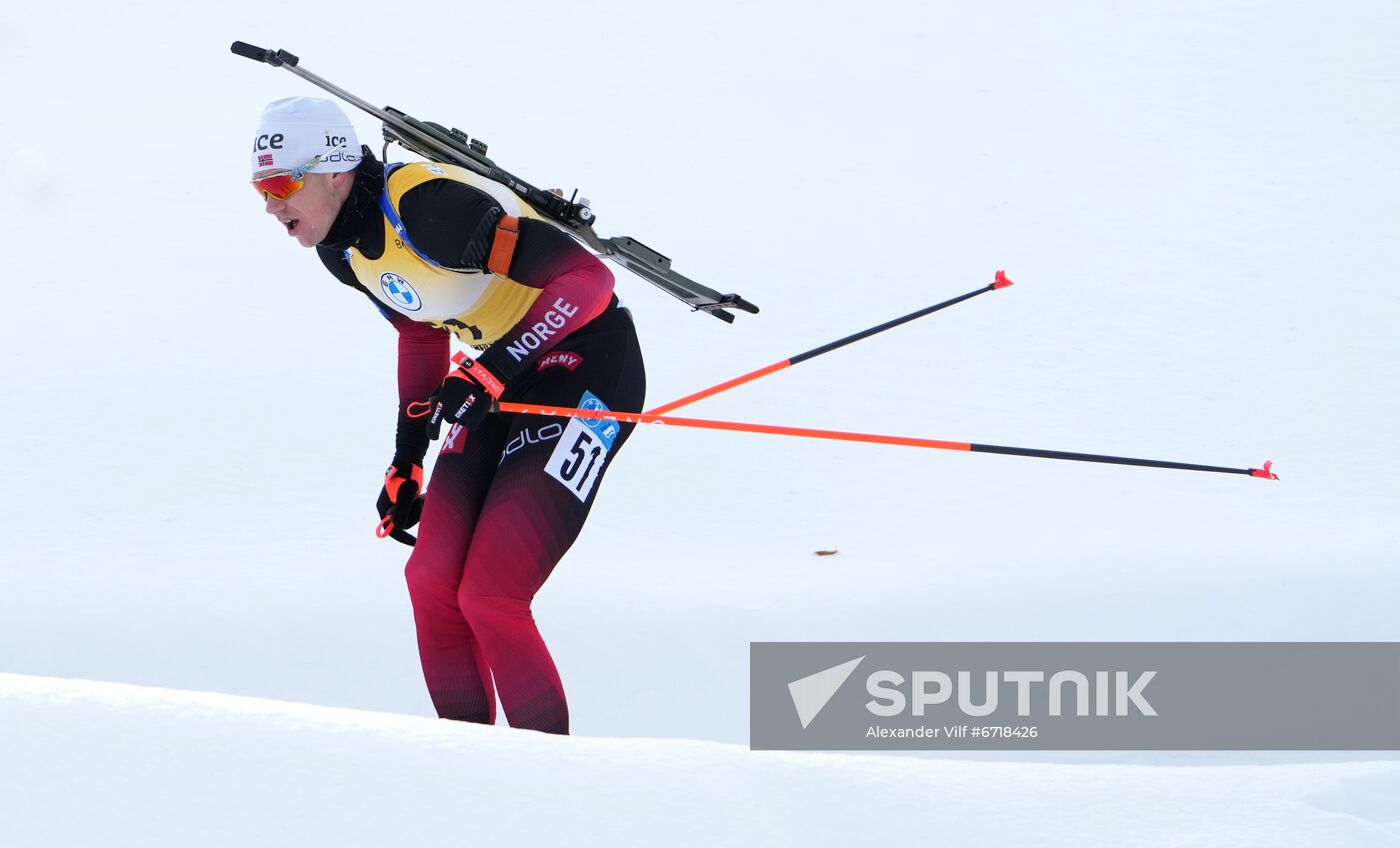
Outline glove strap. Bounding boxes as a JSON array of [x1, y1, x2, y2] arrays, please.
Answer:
[[450, 351, 506, 399]]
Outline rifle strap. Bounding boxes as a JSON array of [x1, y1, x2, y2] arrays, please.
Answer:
[[487, 214, 519, 277]]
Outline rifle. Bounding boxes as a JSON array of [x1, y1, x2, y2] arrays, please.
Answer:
[[231, 41, 759, 323]]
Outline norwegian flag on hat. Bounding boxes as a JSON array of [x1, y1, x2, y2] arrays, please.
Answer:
[[257, 153, 274, 167]]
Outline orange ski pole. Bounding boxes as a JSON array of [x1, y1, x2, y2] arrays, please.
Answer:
[[495, 401, 1278, 479]]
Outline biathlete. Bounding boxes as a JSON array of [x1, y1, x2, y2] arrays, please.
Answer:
[[250, 96, 645, 734]]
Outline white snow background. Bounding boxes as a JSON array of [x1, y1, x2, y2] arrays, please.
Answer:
[[1, 0, 1397, 844]]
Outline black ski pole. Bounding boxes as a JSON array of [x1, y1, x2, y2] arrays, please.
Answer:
[[646, 271, 1013, 415]]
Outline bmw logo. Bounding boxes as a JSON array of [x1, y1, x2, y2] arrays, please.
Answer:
[[380, 273, 422, 312]]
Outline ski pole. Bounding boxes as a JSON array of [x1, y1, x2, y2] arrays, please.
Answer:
[[645, 271, 1013, 415], [496, 401, 1279, 480]]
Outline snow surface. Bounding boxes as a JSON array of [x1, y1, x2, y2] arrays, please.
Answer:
[[4, 673, 1400, 847], [2, 0, 1398, 843]]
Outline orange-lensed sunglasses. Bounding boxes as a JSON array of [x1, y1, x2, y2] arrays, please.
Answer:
[[251, 154, 324, 201]]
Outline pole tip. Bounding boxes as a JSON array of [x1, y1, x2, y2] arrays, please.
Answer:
[[992, 270, 1014, 289], [1249, 460, 1279, 480]]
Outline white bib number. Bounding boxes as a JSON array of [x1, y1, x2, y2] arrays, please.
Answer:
[[547, 418, 611, 502], [544, 390, 620, 503]]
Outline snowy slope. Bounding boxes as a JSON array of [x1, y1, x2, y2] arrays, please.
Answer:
[[4, 672, 1399, 848], [1, 0, 1398, 841]]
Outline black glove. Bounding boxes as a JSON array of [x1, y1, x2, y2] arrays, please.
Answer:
[[376, 460, 424, 547], [426, 355, 504, 441]]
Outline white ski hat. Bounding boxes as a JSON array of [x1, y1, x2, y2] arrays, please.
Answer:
[[251, 96, 361, 175]]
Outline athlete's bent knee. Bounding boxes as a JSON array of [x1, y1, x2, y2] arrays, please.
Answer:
[[457, 590, 533, 630], [403, 551, 464, 607]]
